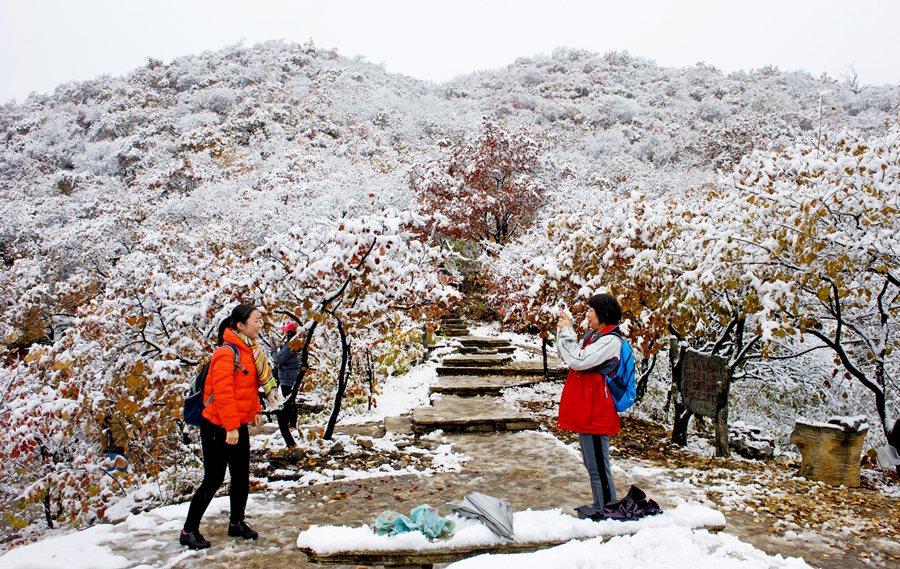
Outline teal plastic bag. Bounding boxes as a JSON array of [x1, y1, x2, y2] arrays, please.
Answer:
[[374, 505, 454, 538], [374, 510, 419, 536], [410, 505, 455, 538]]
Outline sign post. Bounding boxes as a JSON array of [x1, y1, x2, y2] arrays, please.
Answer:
[[681, 350, 731, 457]]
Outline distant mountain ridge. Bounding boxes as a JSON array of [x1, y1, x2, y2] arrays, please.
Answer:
[[1, 39, 897, 267]]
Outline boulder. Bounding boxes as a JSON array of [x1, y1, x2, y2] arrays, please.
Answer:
[[789, 416, 868, 487]]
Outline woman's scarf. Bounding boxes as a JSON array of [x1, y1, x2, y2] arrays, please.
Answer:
[[234, 330, 278, 396]]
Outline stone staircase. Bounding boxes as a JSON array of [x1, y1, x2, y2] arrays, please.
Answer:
[[436, 334, 567, 379], [408, 316, 568, 435], [439, 314, 470, 337]]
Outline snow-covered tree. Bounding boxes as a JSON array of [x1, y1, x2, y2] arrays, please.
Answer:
[[719, 127, 900, 440], [411, 118, 552, 245]]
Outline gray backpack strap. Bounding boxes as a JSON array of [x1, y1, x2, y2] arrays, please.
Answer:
[[224, 343, 247, 373]]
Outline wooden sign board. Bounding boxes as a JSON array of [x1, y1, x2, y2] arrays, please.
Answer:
[[681, 351, 727, 418]]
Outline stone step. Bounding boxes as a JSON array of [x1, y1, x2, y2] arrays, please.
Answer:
[[442, 328, 470, 335], [442, 329, 469, 337], [440, 317, 466, 325], [456, 345, 516, 355], [437, 362, 569, 379], [455, 336, 513, 349], [411, 395, 538, 434], [430, 376, 542, 397], [441, 354, 513, 368]]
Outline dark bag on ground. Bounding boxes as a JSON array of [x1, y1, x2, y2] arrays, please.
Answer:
[[575, 485, 662, 521]]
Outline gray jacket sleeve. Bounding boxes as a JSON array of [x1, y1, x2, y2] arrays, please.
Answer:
[[556, 326, 621, 371]]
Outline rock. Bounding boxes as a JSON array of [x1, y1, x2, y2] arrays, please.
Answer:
[[790, 419, 868, 487], [326, 442, 344, 456], [729, 422, 775, 461], [359, 439, 375, 449], [729, 439, 774, 461]]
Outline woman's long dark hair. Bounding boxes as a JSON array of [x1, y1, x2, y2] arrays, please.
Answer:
[[217, 304, 258, 346]]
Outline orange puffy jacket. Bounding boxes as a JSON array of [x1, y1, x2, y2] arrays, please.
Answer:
[[201, 328, 261, 432]]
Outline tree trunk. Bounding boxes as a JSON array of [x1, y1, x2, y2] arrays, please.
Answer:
[[672, 402, 693, 447], [324, 321, 350, 440], [635, 352, 657, 403], [366, 349, 374, 412], [542, 337, 549, 382], [669, 337, 692, 447], [286, 320, 318, 407], [38, 442, 54, 529]]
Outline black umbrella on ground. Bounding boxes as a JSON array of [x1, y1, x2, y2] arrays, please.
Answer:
[[446, 492, 515, 541]]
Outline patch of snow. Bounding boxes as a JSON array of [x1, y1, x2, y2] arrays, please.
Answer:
[[0, 524, 131, 569], [448, 524, 813, 569], [346, 362, 439, 422], [296, 503, 725, 555]]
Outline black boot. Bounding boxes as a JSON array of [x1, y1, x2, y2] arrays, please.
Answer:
[[228, 520, 258, 540], [180, 529, 211, 549]]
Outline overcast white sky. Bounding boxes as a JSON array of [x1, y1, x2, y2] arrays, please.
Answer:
[[2, 0, 898, 104]]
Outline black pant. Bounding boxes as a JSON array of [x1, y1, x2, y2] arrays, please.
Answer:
[[277, 385, 297, 448], [183, 418, 250, 532]]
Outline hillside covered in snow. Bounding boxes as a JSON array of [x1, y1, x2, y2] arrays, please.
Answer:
[[1, 39, 898, 539]]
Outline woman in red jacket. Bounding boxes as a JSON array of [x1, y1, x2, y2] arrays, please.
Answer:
[[556, 294, 624, 518], [180, 304, 280, 550]]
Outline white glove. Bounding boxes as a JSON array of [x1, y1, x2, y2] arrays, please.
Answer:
[[267, 389, 285, 410]]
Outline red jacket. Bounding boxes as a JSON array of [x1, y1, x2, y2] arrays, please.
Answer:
[[557, 330, 621, 435], [202, 328, 261, 431]]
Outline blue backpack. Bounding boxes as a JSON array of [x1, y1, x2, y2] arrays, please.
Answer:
[[183, 344, 244, 426], [606, 332, 636, 413]]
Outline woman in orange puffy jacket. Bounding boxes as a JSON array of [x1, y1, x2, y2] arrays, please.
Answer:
[[180, 304, 282, 550], [556, 294, 624, 519]]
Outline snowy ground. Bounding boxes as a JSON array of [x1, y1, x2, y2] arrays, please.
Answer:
[[1, 334, 893, 568], [0, 497, 813, 569]]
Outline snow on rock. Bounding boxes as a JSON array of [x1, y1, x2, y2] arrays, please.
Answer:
[[825, 415, 868, 432]]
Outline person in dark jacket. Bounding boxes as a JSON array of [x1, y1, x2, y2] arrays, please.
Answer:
[[271, 321, 302, 449], [97, 398, 134, 473], [556, 293, 624, 517]]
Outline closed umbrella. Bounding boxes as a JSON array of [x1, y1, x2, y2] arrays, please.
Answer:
[[446, 492, 515, 541]]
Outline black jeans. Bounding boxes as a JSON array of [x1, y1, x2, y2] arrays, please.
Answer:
[[277, 385, 297, 448], [183, 417, 250, 532]]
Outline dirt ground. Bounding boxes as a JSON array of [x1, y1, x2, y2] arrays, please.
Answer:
[[100, 419, 899, 568]]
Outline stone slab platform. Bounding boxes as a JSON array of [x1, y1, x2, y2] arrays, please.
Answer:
[[430, 376, 542, 396], [411, 395, 538, 434]]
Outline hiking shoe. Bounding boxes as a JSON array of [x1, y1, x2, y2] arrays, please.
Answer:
[[180, 530, 211, 550], [228, 520, 258, 540]]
